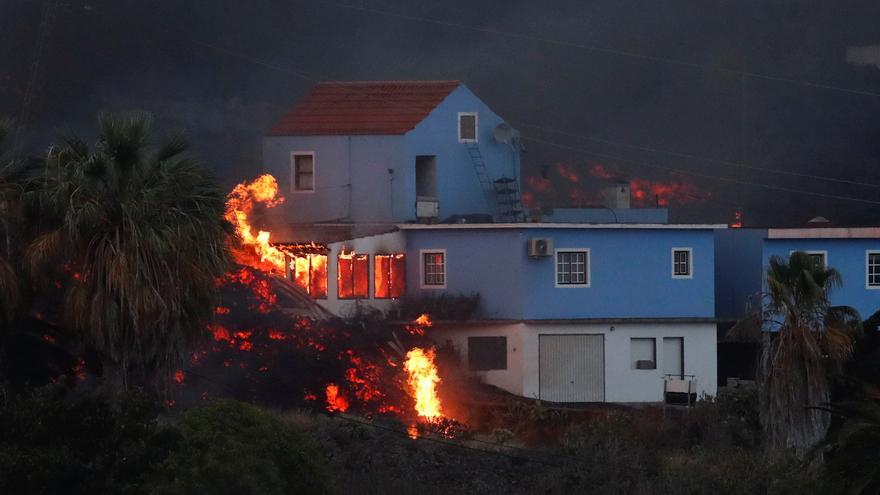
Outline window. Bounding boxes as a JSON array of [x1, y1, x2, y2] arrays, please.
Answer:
[[631, 338, 656, 369], [338, 252, 369, 299], [375, 254, 406, 298], [555, 249, 590, 287], [468, 337, 507, 370], [421, 250, 446, 288], [458, 112, 478, 142], [672, 248, 693, 278], [868, 251, 880, 289], [291, 254, 328, 299], [291, 152, 314, 192], [792, 250, 827, 268]]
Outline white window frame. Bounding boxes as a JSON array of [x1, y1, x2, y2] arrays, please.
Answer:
[[290, 151, 316, 193], [790, 250, 828, 269], [554, 248, 591, 288], [867, 250, 880, 290], [419, 249, 447, 289], [671, 247, 694, 279], [457, 112, 478, 143]]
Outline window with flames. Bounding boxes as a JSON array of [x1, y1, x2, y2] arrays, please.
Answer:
[[292, 254, 328, 299], [375, 254, 405, 298], [338, 252, 370, 299]]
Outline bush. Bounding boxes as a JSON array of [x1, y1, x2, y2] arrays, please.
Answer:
[[0, 386, 177, 495], [149, 400, 332, 495]]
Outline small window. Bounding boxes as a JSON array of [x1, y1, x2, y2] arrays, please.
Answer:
[[556, 250, 589, 287], [458, 112, 478, 142], [338, 252, 369, 299], [868, 251, 880, 288], [292, 254, 328, 299], [421, 250, 446, 288], [672, 248, 692, 278], [292, 152, 315, 192], [807, 252, 826, 268], [468, 337, 507, 370], [375, 254, 406, 298], [631, 338, 656, 370]]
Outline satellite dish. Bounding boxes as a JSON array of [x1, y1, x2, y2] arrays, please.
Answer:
[[493, 122, 520, 145]]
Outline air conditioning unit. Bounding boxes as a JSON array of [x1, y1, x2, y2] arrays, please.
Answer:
[[416, 196, 439, 221], [527, 238, 553, 258]]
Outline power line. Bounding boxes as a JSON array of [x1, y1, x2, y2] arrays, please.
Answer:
[[301, 0, 880, 99], [524, 136, 880, 206]]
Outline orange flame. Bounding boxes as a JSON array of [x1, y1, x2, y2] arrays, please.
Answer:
[[325, 383, 350, 412], [414, 314, 433, 327], [404, 347, 443, 420], [225, 174, 287, 273]]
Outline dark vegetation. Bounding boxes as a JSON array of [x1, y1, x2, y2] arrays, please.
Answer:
[[2, 115, 880, 493]]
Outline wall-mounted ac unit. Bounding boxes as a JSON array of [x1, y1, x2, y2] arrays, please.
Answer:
[[527, 238, 553, 258], [416, 196, 439, 221]]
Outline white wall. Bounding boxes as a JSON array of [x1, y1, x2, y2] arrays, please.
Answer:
[[319, 231, 406, 317], [430, 323, 526, 396], [430, 321, 717, 403]]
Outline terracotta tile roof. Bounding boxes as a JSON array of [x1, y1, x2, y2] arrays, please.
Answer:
[[268, 80, 461, 136]]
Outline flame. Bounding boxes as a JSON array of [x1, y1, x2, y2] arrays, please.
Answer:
[[414, 314, 432, 327], [404, 347, 443, 420], [173, 370, 186, 384], [225, 174, 287, 273], [325, 383, 349, 412]]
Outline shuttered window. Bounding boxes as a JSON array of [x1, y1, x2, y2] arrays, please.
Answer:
[[458, 112, 477, 142], [375, 254, 405, 298], [338, 253, 369, 299], [292, 153, 314, 192]]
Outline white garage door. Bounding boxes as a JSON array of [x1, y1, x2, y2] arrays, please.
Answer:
[[539, 334, 605, 402]]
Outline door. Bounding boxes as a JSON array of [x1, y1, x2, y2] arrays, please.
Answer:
[[539, 334, 604, 402], [663, 337, 684, 378]]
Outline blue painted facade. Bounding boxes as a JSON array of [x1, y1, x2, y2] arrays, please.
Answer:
[[763, 237, 880, 319], [405, 226, 717, 320], [714, 229, 767, 320], [262, 84, 518, 226]]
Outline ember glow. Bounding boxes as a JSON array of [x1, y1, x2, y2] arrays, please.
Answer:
[[404, 347, 443, 420], [325, 383, 350, 412]]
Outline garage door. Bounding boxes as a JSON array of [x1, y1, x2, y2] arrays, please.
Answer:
[[539, 334, 605, 402]]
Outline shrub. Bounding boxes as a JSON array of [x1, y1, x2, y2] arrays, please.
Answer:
[[148, 400, 332, 495]]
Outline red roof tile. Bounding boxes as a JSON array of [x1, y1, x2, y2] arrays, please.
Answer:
[[268, 80, 461, 136]]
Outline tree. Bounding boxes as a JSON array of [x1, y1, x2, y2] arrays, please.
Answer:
[[0, 119, 23, 335], [759, 251, 860, 452], [26, 112, 232, 387]]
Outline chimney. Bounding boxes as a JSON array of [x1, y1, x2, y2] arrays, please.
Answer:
[[601, 182, 630, 209]]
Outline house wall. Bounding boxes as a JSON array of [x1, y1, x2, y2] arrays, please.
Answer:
[[431, 323, 526, 396], [714, 228, 767, 320], [404, 229, 527, 319], [429, 321, 717, 403], [318, 231, 406, 317], [261, 135, 407, 223], [404, 85, 519, 220], [763, 238, 880, 319]]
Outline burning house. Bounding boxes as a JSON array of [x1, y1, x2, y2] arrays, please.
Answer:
[[250, 79, 722, 404]]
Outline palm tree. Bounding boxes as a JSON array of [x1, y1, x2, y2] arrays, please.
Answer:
[[0, 119, 22, 335], [26, 112, 232, 387], [760, 251, 860, 452]]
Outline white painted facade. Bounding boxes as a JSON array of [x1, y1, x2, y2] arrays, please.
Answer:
[[318, 231, 406, 317], [432, 321, 717, 403]]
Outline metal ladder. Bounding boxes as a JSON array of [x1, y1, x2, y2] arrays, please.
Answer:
[[465, 142, 524, 222]]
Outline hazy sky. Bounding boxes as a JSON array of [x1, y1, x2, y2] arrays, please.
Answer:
[[3, 0, 880, 226]]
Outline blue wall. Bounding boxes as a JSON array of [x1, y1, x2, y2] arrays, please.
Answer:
[[262, 84, 519, 225], [714, 229, 767, 320], [763, 239, 880, 319], [404, 85, 519, 221], [405, 227, 716, 320]]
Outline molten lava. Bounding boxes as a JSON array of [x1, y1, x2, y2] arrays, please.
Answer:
[[225, 174, 287, 273], [325, 383, 350, 412], [404, 347, 443, 420]]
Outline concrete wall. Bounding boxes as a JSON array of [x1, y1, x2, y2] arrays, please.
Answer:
[[763, 238, 880, 319], [429, 321, 717, 403], [318, 231, 406, 317], [714, 228, 767, 320], [404, 84, 519, 221]]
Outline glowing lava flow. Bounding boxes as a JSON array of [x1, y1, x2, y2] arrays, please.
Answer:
[[225, 174, 287, 272], [404, 347, 443, 420]]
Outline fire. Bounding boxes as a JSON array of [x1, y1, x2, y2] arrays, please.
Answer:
[[225, 174, 287, 273], [404, 347, 443, 420], [325, 383, 349, 412], [173, 370, 186, 384], [414, 314, 432, 327]]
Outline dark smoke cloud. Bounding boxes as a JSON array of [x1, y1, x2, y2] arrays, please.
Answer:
[[2, 0, 880, 225]]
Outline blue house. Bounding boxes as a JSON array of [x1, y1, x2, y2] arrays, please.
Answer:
[[262, 80, 720, 403]]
